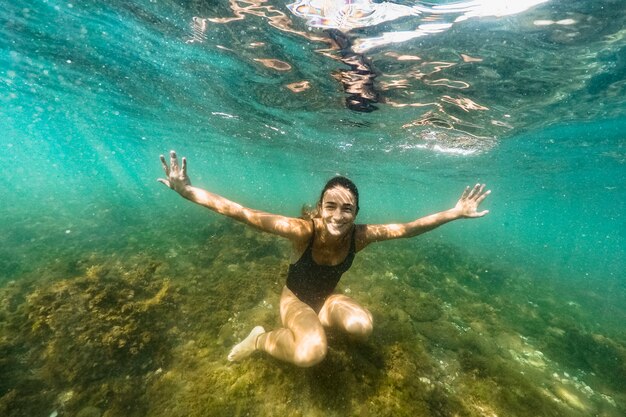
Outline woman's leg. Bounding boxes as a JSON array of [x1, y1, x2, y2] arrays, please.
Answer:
[[318, 294, 373, 340], [228, 287, 327, 367]]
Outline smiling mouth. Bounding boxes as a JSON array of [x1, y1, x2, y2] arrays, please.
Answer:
[[329, 222, 348, 231]]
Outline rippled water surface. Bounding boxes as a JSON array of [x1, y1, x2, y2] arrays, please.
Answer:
[[1, 1, 625, 416]]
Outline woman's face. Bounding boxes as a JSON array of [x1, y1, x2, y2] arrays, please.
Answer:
[[320, 186, 357, 236]]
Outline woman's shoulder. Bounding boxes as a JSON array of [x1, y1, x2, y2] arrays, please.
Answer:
[[290, 219, 315, 256], [291, 217, 315, 240]]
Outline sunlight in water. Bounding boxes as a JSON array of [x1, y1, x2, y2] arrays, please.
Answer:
[[287, 0, 550, 51], [184, 0, 558, 143]]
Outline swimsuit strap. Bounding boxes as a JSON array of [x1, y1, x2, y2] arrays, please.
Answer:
[[306, 220, 316, 250], [349, 224, 356, 254]]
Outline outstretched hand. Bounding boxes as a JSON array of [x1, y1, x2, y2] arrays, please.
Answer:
[[453, 184, 491, 218], [158, 150, 191, 193]]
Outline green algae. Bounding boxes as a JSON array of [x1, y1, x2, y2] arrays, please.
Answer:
[[0, 256, 180, 417], [0, 220, 625, 417]]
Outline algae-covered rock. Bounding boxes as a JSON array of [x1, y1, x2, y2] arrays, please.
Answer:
[[76, 405, 102, 417], [0, 257, 180, 417], [545, 327, 626, 392]]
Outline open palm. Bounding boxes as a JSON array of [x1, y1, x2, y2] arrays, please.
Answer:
[[158, 150, 191, 193], [454, 184, 490, 218]]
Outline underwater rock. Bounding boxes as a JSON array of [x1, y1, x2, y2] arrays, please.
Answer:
[[217, 322, 235, 346], [76, 406, 102, 417], [406, 293, 443, 322], [551, 384, 590, 412], [545, 327, 626, 392], [0, 257, 180, 417]]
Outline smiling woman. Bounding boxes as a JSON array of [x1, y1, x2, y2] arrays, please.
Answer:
[[158, 150, 490, 367]]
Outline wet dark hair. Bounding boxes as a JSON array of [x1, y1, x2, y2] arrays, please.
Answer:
[[301, 176, 359, 219]]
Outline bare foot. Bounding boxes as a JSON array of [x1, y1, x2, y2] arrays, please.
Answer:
[[227, 326, 265, 362]]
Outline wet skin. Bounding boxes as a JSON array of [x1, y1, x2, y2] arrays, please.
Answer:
[[158, 150, 490, 366]]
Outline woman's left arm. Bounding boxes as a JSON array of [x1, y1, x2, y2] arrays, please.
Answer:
[[359, 184, 490, 247]]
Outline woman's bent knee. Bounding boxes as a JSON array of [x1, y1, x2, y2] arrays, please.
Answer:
[[345, 312, 373, 339], [293, 335, 327, 367]]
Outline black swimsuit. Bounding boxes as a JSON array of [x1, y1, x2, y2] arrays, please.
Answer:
[[286, 221, 357, 312]]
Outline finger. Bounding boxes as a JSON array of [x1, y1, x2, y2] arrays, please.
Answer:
[[157, 178, 171, 188], [170, 150, 179, 172], [468, 183, 481, 199], [160, 155, 170, 176], [476, 209, 489, 217], [460, 185, 470, 200], [476, 189, 491, 204], [182, 157, 187, 177], [473, 184, 486, 200]]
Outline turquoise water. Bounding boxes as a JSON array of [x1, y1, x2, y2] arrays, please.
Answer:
[[1, 1, 625, 416]]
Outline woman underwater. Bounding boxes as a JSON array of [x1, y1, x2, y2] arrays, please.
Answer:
[[159, 151, 491, 367]]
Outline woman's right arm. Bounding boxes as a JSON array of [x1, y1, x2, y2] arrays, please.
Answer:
[[158, 151, 310, 240]]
